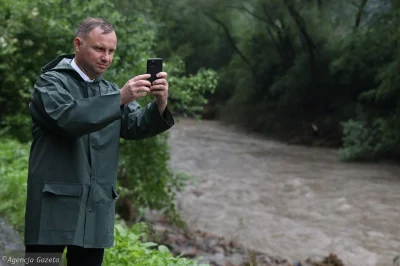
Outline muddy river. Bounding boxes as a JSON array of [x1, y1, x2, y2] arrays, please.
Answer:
[[168, 118, 400, 266]]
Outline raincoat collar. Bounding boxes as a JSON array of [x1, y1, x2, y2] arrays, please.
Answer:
[[41, 54, 103, 82]]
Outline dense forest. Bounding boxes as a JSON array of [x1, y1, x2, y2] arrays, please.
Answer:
[[149, 0, 400, 162]]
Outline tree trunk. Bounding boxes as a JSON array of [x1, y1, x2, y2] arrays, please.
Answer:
[[354, 0, 369, 29], [284, 0, 317, 84], [202, 12, 259, 86]]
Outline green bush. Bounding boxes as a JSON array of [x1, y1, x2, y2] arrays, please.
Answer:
[[0, 138, 29, 233], [338, 117, 400, 161], [166, 58, 218, 117], [103, 221, 208, 266], [118, 133, 193, 225], [338, 120, 377, 161]]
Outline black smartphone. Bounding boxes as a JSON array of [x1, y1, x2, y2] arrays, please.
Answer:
[[147, 58, 163, 84]]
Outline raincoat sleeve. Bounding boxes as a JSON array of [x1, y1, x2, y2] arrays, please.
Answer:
[[29, 73, 122, 138], [120, 99, 174, 140]]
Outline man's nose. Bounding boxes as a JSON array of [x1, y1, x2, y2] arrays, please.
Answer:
[[101, 52, 110, 62]]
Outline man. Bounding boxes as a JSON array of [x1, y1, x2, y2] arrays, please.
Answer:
[[24, 17, 174, 266]]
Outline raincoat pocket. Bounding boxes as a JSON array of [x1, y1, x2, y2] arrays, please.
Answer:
[[39, 183, 83, 232]]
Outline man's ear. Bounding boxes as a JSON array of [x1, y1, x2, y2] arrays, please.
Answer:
[[73, 37, 83, 52]]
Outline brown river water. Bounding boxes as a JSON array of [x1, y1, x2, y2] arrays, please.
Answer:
[[168, 118, 400, 266]]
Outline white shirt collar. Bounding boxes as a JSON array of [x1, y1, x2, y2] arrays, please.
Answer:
[[71, 58, 94, 82]]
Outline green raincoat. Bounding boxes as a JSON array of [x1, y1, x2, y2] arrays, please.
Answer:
[[24, 54, 174, 248]]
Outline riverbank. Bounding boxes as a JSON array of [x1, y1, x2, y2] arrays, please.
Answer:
[[146, 216, 346, 266], [0, 213, 346, 266]]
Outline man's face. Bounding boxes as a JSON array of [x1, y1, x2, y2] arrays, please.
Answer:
[[74, 27, 117, 79]]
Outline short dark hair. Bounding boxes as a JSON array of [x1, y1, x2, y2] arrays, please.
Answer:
[[75, 17, 114, 38]]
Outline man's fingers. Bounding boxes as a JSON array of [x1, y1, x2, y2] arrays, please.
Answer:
[[156, 72, 167, 78], [152, 78, 167, 86], [132, 74, 151, 82], [150, 90, 165, 97], [135, 80, 151, 87], [137, 86, 151, 93], [150, 85, 165, 91]]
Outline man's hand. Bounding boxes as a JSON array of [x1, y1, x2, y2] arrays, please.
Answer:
[[149, 72, 169, 115], [120, 74, 152, 105]]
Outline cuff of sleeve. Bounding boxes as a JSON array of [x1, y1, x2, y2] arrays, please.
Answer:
[[150, 100, 175, 127]]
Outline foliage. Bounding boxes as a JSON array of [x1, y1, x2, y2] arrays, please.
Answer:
[[103, 220, 209, 266], [0, 138, 29, 233], [167, 59, 218, 117], [118, 133, 192, 225], [338, 117, 400, 161], [338, 119, 379, 161]]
